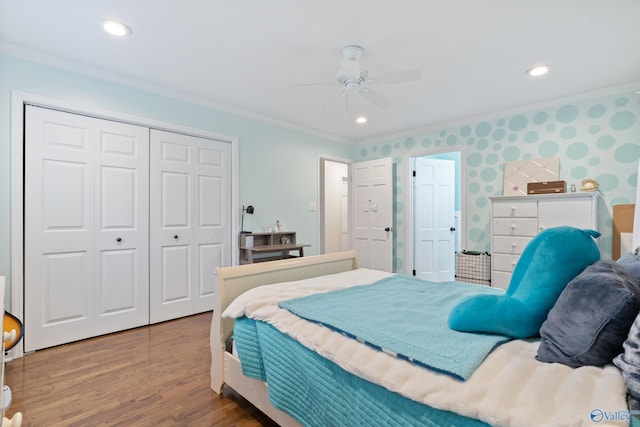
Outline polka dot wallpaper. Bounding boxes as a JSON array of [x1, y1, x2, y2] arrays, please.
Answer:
[[357, 91, 640, 272]]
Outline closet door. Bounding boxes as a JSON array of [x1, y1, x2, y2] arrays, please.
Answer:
[[24, 106, 149, 352], [149, 130, 231, 323]]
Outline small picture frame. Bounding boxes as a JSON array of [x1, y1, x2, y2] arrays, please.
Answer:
[[281, 235, 289, 244]]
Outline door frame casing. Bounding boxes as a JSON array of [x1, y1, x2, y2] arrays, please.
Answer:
[[10, 90, 239, 358], [406, 147, 466, 276], [317, 154, 352, 254]]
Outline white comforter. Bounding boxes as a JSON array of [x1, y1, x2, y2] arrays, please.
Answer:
[[223, 268, 630, 427]]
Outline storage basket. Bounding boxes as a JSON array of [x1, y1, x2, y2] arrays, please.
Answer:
[[455, 250, 491, 286]]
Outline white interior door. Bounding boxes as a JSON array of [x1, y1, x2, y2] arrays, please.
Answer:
[[150, 130, 231, 323], [24, 106, 149, 351], [414, 157, 455, 281], [322, 160, 349, 253], [94, 119, 150, 335], [351, 158, 393, 272]]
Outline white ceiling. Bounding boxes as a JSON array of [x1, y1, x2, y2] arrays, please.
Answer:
[[1, 1, 639, 143]]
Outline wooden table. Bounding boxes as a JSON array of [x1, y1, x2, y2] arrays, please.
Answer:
[[240, 243, 310, 264]]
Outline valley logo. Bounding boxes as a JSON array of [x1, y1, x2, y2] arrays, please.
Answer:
[[590, 408, 640, 422]]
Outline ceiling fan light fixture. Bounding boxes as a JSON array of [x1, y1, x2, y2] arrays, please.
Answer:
[[355, 116, 368, 125], [526, 65, 551, 77], [102, 20, 132, 37]]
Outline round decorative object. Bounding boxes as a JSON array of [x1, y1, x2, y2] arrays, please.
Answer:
[[581, 179, 599, 192]]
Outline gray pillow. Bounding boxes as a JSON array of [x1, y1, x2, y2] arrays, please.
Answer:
[[536, 260, 640, 367], [614, 314, 640, 411], [618, 252, 640, 285]]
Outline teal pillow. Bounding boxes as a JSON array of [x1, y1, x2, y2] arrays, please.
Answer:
[[448, 226, 601, 338]]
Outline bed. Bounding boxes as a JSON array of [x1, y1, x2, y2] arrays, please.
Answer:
[[211, 239, 630, 426]]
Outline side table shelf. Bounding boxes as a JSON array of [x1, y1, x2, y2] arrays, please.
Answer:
[[239, 232, 310, 264]]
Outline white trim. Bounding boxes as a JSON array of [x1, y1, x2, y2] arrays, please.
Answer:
[[10, 90, 241, 358], [317, 155, 352, 255], [405, 147, 466, 276]]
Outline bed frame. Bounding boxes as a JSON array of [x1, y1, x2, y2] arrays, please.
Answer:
[[210, 250, 359, 426]]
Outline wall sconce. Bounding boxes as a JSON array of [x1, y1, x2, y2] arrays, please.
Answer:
[[241, 205, 254, 233]]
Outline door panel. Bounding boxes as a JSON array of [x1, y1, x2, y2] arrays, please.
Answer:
[[94, 118, 149, 335], [351, 158, 393, 272], [25, 106, 96, 351], [162, 172, 191, 227], [25, 105, 149, 351], [414, 157, 455, 282], [150, 130, 231, 322], [162, 245, 191, 302], [99, 249, 137, 314], [43, 160, 88, 229], [43, 252, 90, 323]]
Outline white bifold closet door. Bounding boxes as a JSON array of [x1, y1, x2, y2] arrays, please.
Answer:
[[24, 106, 150, 352], [149, 130, 231, 323]]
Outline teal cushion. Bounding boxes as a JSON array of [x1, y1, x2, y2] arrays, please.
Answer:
[[448, 226, 601, 338]]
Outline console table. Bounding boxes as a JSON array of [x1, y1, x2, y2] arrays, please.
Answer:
[[239, 231, 310, 264]]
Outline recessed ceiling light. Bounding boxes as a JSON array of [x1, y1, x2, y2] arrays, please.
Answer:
[[526, 65, 551, 77], [102, 20, 132, 37], [355, 116, 368, 125]]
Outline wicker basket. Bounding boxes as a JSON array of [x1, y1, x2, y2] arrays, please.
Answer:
[[455, 251, 491, 286]]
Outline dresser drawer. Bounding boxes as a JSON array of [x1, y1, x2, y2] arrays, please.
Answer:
[[492, 271, 512, 290], [492, 218, 538, 236], [492, 235, 533, 254], [492, 253, 520, 272], [492, 199, 537, 218]]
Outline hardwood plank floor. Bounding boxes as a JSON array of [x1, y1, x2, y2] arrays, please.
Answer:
[[5, 312, 279, 427]]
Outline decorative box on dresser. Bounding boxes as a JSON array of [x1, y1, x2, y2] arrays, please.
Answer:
[[490, 192, 600, 290]]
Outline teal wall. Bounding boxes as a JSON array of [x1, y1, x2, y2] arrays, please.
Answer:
[[0, 52, 354, 292], [358, 92, 640, 272], [2, 52, 639, 283]]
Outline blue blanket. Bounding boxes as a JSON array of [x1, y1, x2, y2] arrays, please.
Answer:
[[279, 275, 510, 380], [233, 317, 489, 427]]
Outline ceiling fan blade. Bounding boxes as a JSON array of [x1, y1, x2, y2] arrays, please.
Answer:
[[359, 88, 392, 109], [320, 89, 346, 111], [369, 69, 422, 85], [291, 82, 339, 88], [340, 58, 361, 81]]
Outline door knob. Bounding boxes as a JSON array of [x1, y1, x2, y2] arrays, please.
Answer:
[[384, 227, 391, 232], [450, 227, 456, 232]]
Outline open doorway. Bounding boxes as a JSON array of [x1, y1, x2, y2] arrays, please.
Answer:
[[319, 158, 350, 254], [410, 150, 463, 281]]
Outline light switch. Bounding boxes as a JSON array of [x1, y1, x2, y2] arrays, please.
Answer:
[[309, 201, 317, 212]]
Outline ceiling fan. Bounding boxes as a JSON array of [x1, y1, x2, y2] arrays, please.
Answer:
[[298, 45, 422, 116]]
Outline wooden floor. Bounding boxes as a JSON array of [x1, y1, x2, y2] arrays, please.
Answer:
[[5, 312, 279, 427]]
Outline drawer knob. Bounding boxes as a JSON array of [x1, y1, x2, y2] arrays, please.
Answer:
[[510, 224, 516, 229], [511, 243, 517, 247]]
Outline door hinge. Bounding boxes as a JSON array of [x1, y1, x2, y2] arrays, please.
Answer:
[[412, 170, 416, 177], [412, 269, 416, 276]]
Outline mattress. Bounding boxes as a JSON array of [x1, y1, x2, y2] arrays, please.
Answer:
[[224, 268, 629, 427]]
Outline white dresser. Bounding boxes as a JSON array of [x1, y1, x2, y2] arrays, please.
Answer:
[[490, 192, 600, 290]]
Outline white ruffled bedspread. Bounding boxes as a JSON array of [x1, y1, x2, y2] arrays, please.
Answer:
[[223, 268, 630, 427]]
